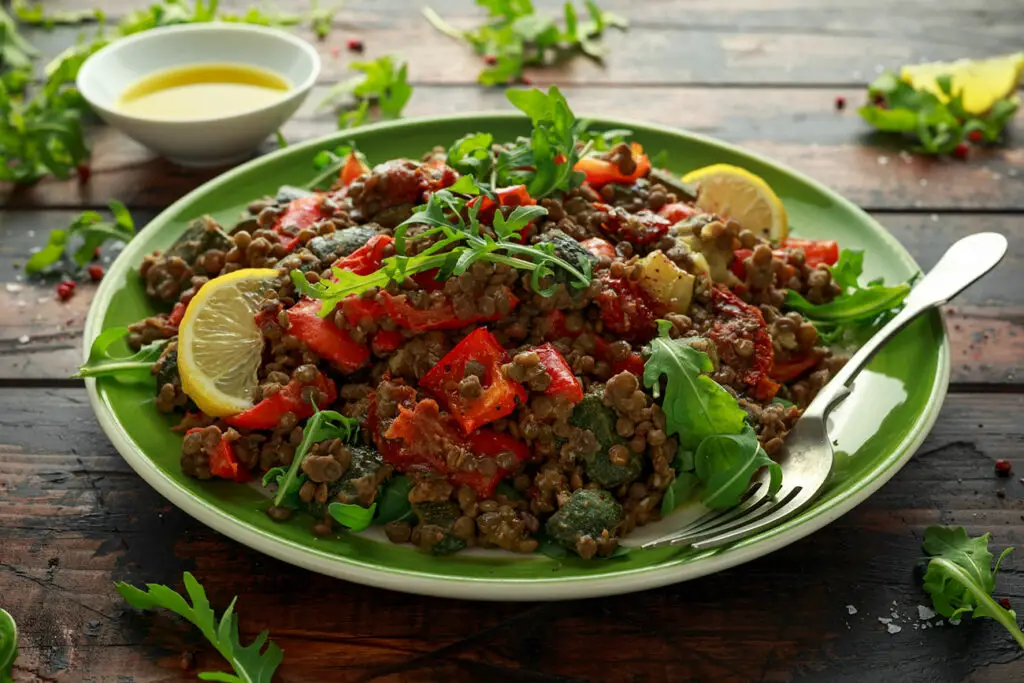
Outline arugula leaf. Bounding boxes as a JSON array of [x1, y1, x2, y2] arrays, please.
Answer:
[[375, 475, 414, 524], [26, 201, 135, 273], [306, 143, 365, 190], [694, 426, 782, 509], [73, 327, 168, 382], [643, 321, 747, 450], [328, 501, 377, 532], [0, 608, 16, 683], [423, 0, 626, 86], [11, 0, 100, 26], [784, 248, 911, 336], [922, 526, 1024, 648], [859, 69, 1019, 155], [318, 56, 412, 129], [659, 471, 699, 516], [117, 571, 284, 682], [308, 0, 341, 40], [264, 404, 360, 509]]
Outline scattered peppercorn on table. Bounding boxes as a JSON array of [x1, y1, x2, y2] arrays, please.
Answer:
[[2, 1, 1024, 681]]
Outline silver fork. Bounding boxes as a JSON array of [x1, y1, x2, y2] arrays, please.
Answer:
[[638, 231, 1008, 552]]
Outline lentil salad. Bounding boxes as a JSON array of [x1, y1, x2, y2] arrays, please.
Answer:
[[97, 87, 909, 560]]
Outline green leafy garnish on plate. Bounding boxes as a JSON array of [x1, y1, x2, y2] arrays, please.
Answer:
[[73, 327, 168, 382], [374, 475, 414, 524], [0, 608, 16, 683], [922, 526, 1024, 648], [423, 0, 627, 86], [328, 501, 377, 532], [26, 201, 135, 274], [116, 571, 283, 682]]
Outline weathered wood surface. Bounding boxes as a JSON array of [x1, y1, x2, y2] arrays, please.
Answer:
[[2, 390, 1024, 683]]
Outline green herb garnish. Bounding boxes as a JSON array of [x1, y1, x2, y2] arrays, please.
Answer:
[[374, 475, 414, 524], [423, 0, 627, 86], [784, 248, 911, 343], [11, 0, 100, 26], [922, 526, 1024, 648], [328, 501, 377, 531], [644, 320, 782, 510], [859, 71, 1018, 156], [73, 327, 168, 382], [0, 608, 16, 683], [26, 200, 134, 273], [116, 571, 283, 682], [318, 55, 412, 129]]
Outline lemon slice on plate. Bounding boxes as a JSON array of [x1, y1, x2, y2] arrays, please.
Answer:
[[901, 53, 1024, 115], [177, 267, 280, 417], [681, 164, 788, 243]]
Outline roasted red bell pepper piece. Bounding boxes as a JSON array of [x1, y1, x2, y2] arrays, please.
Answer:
[[332, 234, 393, 275], [599, 206, 671, 245], [580, 237, 616, 261], [573, 143, 651, 187], [611, 351, 646, 378], [595, 274, 661, 342], [782, 239, 840, 267], [371, 329, 405, 355], [286, 298, 370, 373], [658, 202, 698, 223], [382, 289, 519, 332], [184, 429, 249, 481], [339, 151, 370, 187], [452, 429, 531, 497], [540, 310, 610, 360], [339, 295, 386, 327], [226, 374, 337, 431], [769, 354, 820, 383], [708, 285, 777, 400], [532, 343, 583, 404], [468, 185, 537, 223], [169, 301, 187, 327], [420, 328, 527, 434], [274, 194, 329, 252]]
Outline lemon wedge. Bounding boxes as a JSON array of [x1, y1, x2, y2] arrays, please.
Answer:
[[681, 164, 788, 243], [900, 53, 1024, 115], [177, 268, 279, 417]]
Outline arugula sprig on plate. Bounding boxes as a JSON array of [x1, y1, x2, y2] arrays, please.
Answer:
[[423, 0, 627, 86], [117, 571, 283, 683], [922, 526, 1024, 648], [644, 320, 782, 513], [859, 71, 1018, 156], [73, 327, 168, 381], [784, 248, 911, 344]]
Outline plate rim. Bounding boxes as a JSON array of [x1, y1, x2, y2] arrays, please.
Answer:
[[83, 111, 950, 601]]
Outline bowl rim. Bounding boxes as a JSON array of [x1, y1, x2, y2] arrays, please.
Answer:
[[76, 22, 322, 126]]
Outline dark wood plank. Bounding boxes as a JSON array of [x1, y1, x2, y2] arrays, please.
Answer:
[[2, 210, 1020, 384], [3, 86, 1023, 211], [22, 0, 1024, 87], [2, 388, 1023, 682]]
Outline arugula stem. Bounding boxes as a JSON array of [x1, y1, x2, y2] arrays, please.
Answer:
[[931, 557, 1024, 648], [421, 6, 465, 41], [72, 359, 153, 379]]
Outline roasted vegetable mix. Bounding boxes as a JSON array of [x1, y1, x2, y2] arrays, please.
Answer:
[[79, 87, 910, 559]]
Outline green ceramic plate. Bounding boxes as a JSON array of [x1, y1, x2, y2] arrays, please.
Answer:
[[84, 113, 949, 600]]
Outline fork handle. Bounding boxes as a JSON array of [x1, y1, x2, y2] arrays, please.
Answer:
[[806, 232, 1008, 417]]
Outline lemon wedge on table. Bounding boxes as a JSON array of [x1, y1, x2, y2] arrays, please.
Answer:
[[681, 164, 788, 243], [177, 268, 279, 417], [900, 53, 1024, 114]]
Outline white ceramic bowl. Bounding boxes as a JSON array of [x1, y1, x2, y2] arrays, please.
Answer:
[[77, 23, 320, 167]]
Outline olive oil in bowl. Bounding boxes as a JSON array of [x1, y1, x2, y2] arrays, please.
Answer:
[[117, 63, 291, 121]]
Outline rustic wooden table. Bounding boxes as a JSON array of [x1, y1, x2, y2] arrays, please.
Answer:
[[2, 1, 1023, 681]]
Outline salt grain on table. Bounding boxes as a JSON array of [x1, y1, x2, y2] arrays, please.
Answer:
[[17, 335, 29, 344], [846, 605, 858, 615], [920, 178, 928, 187], [917, 605, 936, 620], [877, 156, 890, 166], [5, 283, 22, 293]]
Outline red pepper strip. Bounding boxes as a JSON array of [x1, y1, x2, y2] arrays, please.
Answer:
[[468, 185, 538, 226], [769, 354, 820, 383], [599, 206, 671, 245], [184, 429, 249, 481], [412, 268, 446, 292], [371, 329, 405, 355], [540, 310, 610, 361], [532, 343, 583, 404], [611, 351, 646, 378], [452, 430, 530, 498], [273, 195, 329, 252], [226, 374, 338, 431], [382, 288, 519, 332], [169, 301, 187, 327], [708, 286, 777, 401], [731, 240, 840, 280], [286, 298, 370, 373], [340, 295, 386, 328], [573, 142, 651, 188], [420, 328, 527, 435], [339, 151, 370, 187], [580, 237, 616, 261], [594, 274, 661, 342], [658, 202, 698, 223], [332, 234, 393, 275]]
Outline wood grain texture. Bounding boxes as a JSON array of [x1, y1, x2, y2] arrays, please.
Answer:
[[3, 86, 1023, 212], [2, 388, 1023, 683]]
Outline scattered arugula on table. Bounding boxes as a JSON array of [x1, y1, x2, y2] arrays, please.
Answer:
[[73, 327, 169, 382], [318, 55, 413, 129], [10, 0, 101, 27], [784, 248, 911, 345], [644, 320, 782, 512], [921, 526, 1024, 649], [116, 571, 283, 683], [423, 0, 627, 86], [859, 71, 1018, 156], [26, 200, 134, 273], [0, 608, 16, 683]]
